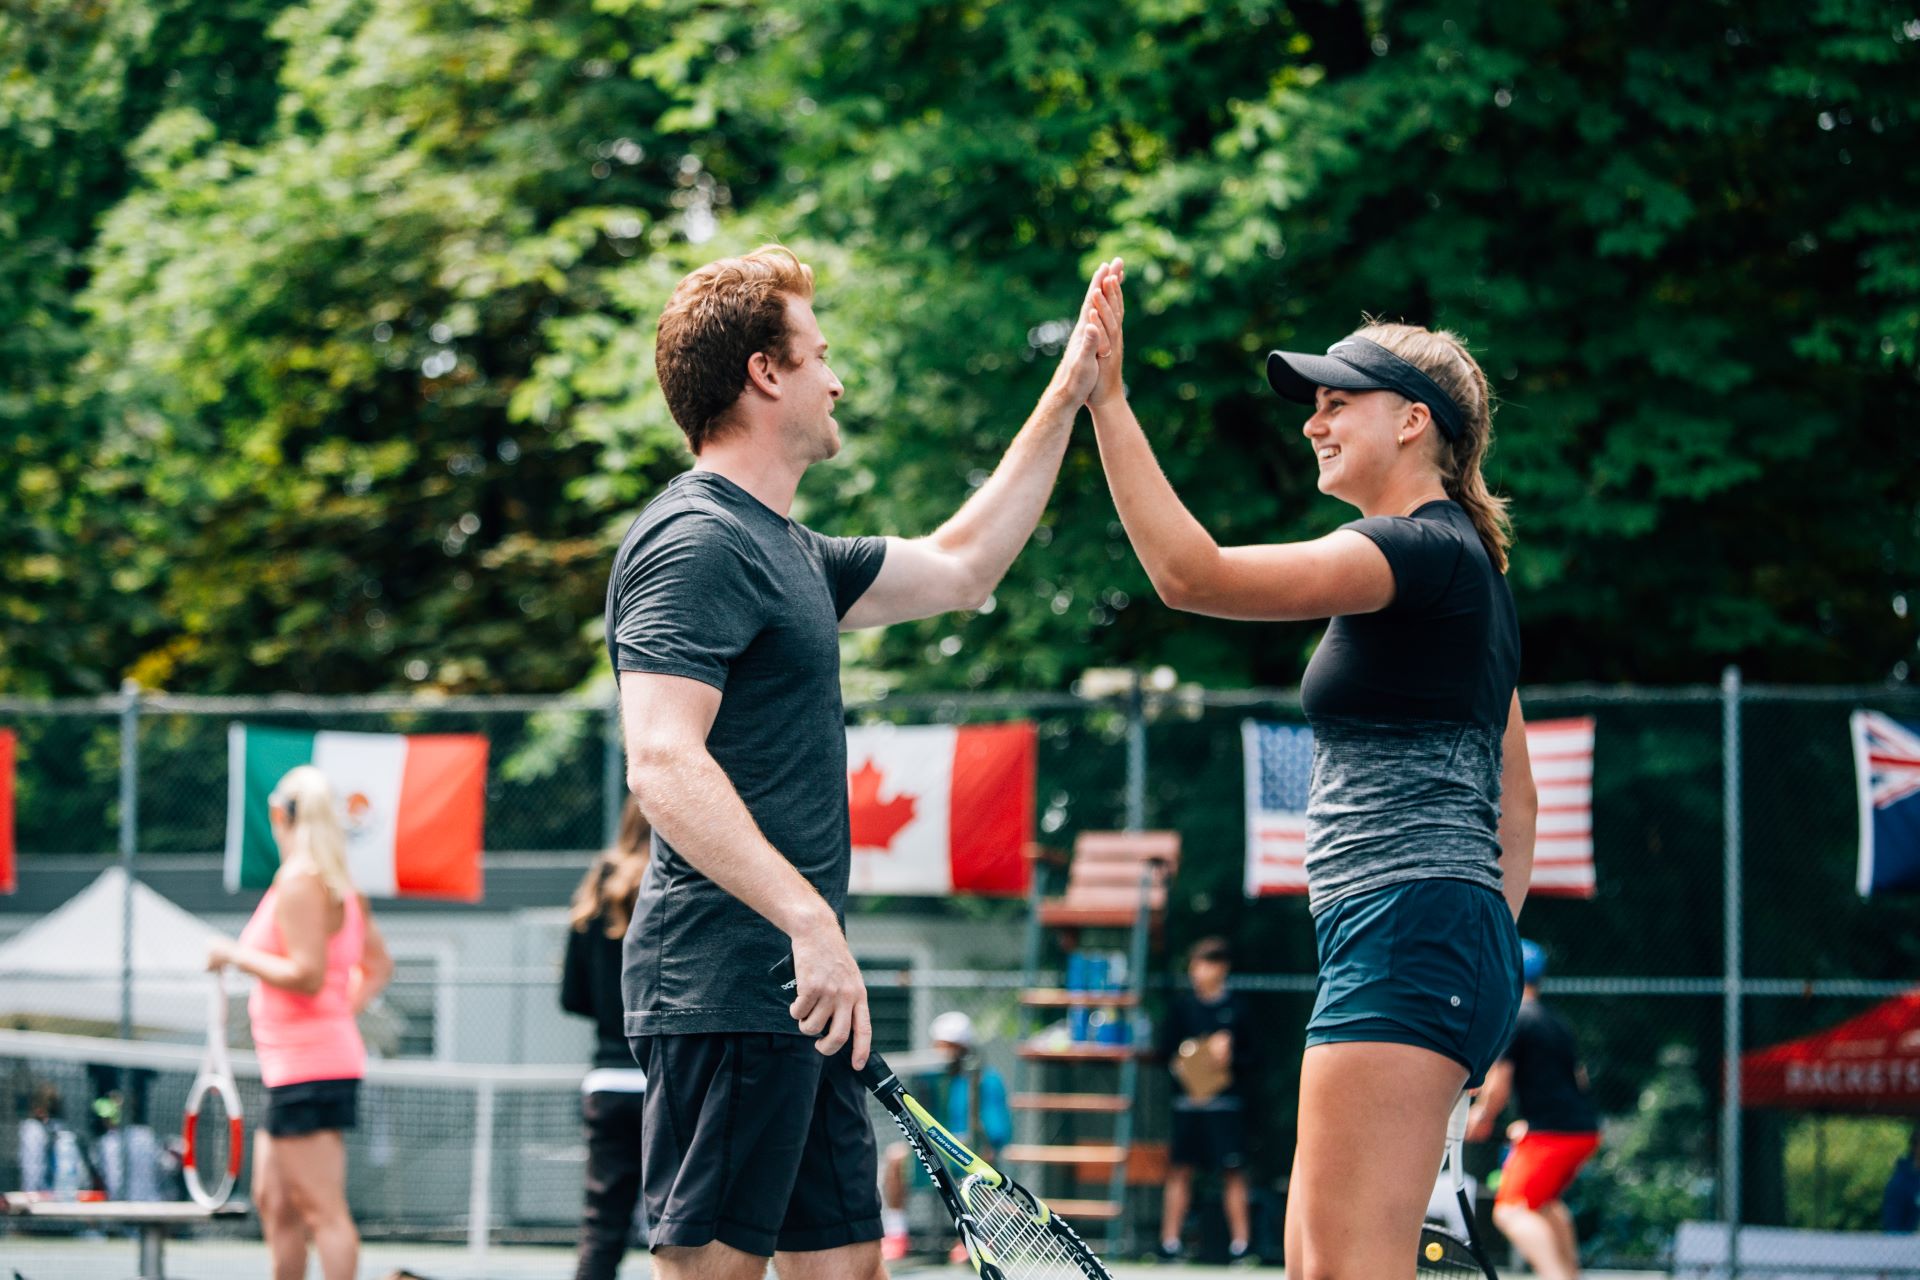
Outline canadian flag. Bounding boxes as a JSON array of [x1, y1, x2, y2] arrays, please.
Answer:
[[846, 722, 1035, 897]]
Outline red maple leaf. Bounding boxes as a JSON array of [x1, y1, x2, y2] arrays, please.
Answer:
[[849, 758, 918, 851]]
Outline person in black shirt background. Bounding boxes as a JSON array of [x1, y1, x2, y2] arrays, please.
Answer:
[[1157, 937, 1258, 1266], [562, 796, 652, 1280], [1467, 939, 1601, 1280]]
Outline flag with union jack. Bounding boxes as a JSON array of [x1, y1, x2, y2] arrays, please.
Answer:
[[1852, 711, 1920, 897], [1242, 717, 1597, 898]]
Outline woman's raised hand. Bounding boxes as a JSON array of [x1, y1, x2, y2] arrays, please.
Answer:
[[1087, 257, 1126, 409]]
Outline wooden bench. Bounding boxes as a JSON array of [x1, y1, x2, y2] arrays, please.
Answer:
[[1672, 1221, 1920, 1277], [1036, 831, 1180, 935]]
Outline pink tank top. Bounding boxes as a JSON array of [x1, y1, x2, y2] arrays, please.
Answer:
[[238, 878, 368, 1088]]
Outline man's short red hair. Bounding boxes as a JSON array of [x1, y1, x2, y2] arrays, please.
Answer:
[[654, 246, 816, 452]]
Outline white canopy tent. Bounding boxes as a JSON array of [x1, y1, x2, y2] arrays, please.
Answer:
[[0, 867, 225, 1040]]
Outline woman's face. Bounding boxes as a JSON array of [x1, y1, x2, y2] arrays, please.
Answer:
[[1300, 385, 1411, 507]]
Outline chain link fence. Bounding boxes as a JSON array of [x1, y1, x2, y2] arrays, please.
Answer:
[[2, 677, 1918, 1273]]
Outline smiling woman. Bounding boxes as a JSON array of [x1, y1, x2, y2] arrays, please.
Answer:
[[1082, 265, 1536, 1280], [1268, 323, 1510, 574]]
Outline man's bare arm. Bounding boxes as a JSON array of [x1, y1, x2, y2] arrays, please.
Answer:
[[619, 670, 871, 1066], [840, 262, 1116, 629]]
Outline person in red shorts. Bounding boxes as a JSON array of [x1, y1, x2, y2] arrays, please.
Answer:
[[1467, 939, 1600, 1280]]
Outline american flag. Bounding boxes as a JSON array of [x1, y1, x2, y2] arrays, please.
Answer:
[[1528, 717, 1597, 898], [1852, 711, 1920, 897], [1242, 722, 1312, 897], [1241, 716, 1597, 899]]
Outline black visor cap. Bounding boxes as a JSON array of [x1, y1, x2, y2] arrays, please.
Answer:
[[1265, 336, 1465, 442]]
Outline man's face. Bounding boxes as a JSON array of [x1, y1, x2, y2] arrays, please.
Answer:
[[777, 296, 844, 463]]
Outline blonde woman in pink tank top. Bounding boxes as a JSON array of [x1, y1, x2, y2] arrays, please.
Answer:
[[206, 765, 392, 1280]]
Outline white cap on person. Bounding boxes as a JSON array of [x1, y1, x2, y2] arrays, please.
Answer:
[[930, 1011, 975, 1048]]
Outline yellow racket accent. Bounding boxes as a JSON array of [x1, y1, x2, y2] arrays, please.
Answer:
[[903, 1094, 997, 1181], [1426, 1240, 1445, 1262]]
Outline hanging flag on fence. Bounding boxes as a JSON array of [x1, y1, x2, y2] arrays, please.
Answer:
[[1528, 717, 1598, 898], [1241, 721, 1312, 898], [1242, 716, 1598, 899], [846, 721, 1034, 897], [225, 724, 488, 901], [1853, 711, 1920, 897], [0, 728, 14, 895]]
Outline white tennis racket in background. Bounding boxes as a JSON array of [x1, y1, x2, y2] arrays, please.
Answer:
[[183, 969, 244, 1208]]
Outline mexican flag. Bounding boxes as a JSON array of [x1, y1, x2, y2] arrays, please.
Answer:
[[845, 721, 1034, 897], [0, 728, 14, 895], [225, 724, 488, 901]]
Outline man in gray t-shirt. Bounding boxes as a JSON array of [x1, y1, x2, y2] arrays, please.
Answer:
[[605, 246, 1116, 1279]]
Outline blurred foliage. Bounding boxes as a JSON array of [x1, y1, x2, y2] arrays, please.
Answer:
[[1578, 1043, 1717, 1263], [1, 0, 1916, 694], [1783, 1114, 1912, 1231]]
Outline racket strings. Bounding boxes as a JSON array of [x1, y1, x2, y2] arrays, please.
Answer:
[[964, 1180, 1088, 1279], [185, 1084, 240, 1206], [1416, 1225, 1485, 1278], [196, 1091, 233, 1173]]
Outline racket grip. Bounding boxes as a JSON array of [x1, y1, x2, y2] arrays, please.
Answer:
[[767, 955, 895, 1092]]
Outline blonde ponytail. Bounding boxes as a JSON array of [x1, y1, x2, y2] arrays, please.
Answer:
[[267, 765, 356, 902], [1351, 321, 1512, 573]]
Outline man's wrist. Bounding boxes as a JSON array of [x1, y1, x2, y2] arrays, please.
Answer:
[[1038, 381, 1084, 421], [774, 891, 837, 939]]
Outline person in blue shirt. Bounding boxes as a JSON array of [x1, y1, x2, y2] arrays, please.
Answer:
[[1882, 1129, 1920, 1233], [879, 1011, 1012, 1262]]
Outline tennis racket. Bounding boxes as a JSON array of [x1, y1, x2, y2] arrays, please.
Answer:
[[771, 956, 1112, 1280], [183, 969, 244, 1209], [1419, 1093, 1498, 1279]]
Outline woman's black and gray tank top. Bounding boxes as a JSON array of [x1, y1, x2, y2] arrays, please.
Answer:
[[1298, 499, 1520, 914]]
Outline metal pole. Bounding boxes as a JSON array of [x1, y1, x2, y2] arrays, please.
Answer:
[[603, 693, 623, 847], [1124, 672, 1146, 832], [117, 681, 140, 1199], [1720, 664, 1743, 1278], [119, 680, 140, 1041], [468, 1078, 496, 1276]]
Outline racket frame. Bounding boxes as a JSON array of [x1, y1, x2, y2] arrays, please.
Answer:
[[769, 955, 1110, 1279], [183, 969, 245, 1209], [1441, 1092, 1500, 1280], [857, 1050, 1112, 1280]]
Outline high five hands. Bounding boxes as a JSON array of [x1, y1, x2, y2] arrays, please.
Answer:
[[1087, 257, 1125, 410], [1050, 258, 1127, 408]]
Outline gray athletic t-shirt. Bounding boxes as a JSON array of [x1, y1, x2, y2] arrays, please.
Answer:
[[1297, 500, 1520, 913], [605, 471, 886, 1036]]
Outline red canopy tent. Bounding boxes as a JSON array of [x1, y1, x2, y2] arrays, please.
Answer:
[[1742, 990, 1920, 1113]]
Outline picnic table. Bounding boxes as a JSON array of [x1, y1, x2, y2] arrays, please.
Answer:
[[2, 1193, 249, 1279]]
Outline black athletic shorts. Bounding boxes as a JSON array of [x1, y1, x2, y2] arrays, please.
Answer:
[[633, 1032, 881, 1257], [1170, 1105, 1247, 1171], [264, 1077, 359, 1137]]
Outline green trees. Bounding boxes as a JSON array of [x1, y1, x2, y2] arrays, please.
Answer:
[[5, 0, 1915, 693]]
